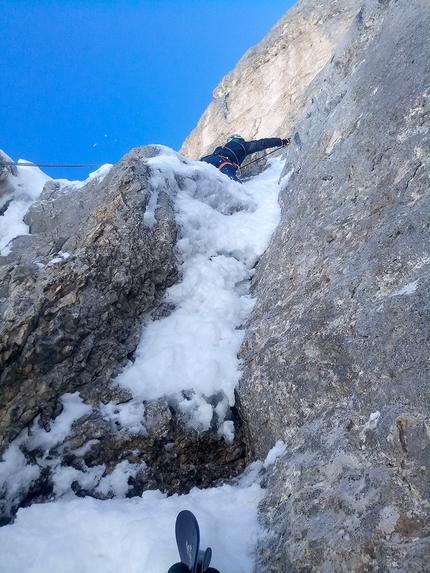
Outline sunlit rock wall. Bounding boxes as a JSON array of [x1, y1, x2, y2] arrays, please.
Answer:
[[180, 0, 360, 159]]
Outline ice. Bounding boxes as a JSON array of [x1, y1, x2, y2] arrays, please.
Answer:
[[263, 440, 287, 468]]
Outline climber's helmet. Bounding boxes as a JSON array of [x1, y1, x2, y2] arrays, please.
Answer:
[[226, 134, 244, 144]]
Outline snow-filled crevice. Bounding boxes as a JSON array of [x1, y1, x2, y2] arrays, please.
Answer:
[[113, 148, 287, 441]]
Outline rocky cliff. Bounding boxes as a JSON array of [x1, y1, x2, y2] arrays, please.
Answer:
[[0, 148, 246, 522], [184, 0, 429, 570], [181, 0, 361, 159], [0, 0, 429, 570], [239, 0, 428, 571]]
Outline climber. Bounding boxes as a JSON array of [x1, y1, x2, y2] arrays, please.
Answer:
[[200, 134, 290, 181]]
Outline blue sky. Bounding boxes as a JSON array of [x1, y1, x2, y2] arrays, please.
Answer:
[[2, 0, 296, 180]]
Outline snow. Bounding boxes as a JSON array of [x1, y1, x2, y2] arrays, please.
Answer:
[[47, 251, 71, 266], [0, 394, 93, 517], [359, 411, 381, 447], [390, 279, 419, 297], [27, 393, 92, 453], [58, 163, 113, 191], [116, 148, 287, 438], [0, 148, 290, 572], [263, 440, 287, 468], [0, 481, 262, 573], [0, 162, 51, 255], [0, 444, 287, 573], [0, 162, 112, 255]]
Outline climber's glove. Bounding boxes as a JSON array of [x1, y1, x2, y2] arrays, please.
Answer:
[[281, 138, 291, 147]]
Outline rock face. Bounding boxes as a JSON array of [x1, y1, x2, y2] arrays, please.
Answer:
[[233, 0, 429, 570], [0, 147, 177, 451], [0, 146, 245, 522]]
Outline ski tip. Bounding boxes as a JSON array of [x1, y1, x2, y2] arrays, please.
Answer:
[[175, 509, 200, 572], [177, 509, 196, 520], [168, 564, 190, 573], [197, 547, 212, 572], [176, 510, 199, 533]]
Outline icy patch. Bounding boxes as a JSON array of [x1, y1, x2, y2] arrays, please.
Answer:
[[359, 411, 381, 447], [99, 401, 147, 435], [263, 440, 288, 468], [378, 505, 400, 535], [47, 251, 70, 266], [56, 163, 113, 192], [321, 452, 362, 481], [88, 163, 112, 182]]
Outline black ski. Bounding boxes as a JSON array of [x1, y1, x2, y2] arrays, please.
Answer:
[[168, 510, 220, 573], [176, 510, 200, 573]]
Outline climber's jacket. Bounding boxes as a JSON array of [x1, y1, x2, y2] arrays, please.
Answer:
[[200, 137, 284, 181]]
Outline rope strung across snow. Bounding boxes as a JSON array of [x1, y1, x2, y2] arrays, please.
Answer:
[[1, 145, 285, 171], [0, 162, 105, 168]]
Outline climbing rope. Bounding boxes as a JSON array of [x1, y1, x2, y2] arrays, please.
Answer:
[[1, 144, 286, 171], [0, 162, 105, 168]]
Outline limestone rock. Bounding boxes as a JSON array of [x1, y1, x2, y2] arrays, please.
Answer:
[[62, 397, 245, 499], [1, 0, 429, 567], [181, 0, 360, 159], [0, 146, 179, 453], [234, 0, 429, 570]]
